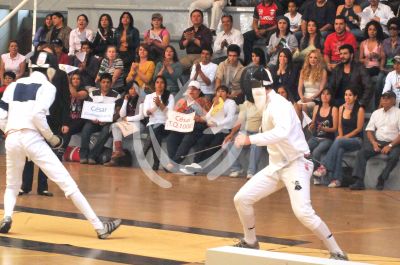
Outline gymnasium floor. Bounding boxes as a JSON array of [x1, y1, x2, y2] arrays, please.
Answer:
[[0, 158, 400, 265]]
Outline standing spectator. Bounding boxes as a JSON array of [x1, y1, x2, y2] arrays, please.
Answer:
[[154, 45, 183, 95], [190, 47, 218, 100], [33, 14, 52, 47], [301, 0, 336, 39], [114, 12, 140, 72], [213, 14, 244, 64], [313, 88, 365, 188], [350, 90, 400, 190], [46, 12, 71, 52], [298, 49, 327, 114], [267, 16, 298, 67], [324, 15, 357, 72], [272, 48, 299, 100], [96, 45, 124, 93], [294, 19, 323, 63], [68, 14, 94, 56], [307, 88, 338, 184], [336, 0, 363, 41], [188, 0, 228, 35], [143, 76, 174, 170], [51, 39, 69, 65], [359, 20, 385, 77], [71, 41, 100, 88], [92, 14, 116, 58], [328, 44, 373, 107], [360, 0, 395, 36], [215, 44, 245, 103], [0, 71, 16, 98], [179, 9, 213, 72], [285, 0, 302, 33], [0, 40, 25, 84], [144, 13, 170, 62], [243, 0, 281, 65], [382, 55, 400, 107], [126, 43, 155, 91], [80, 73, 122, 165]]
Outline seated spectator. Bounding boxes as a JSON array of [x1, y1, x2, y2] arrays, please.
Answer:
[[105, 82, 144, 167], [272, 48, 299, 100], [215, 44, 245, 104], [224, 85, 263, 179], [313, 87, 365, 188], [298, 49, 327, 114], [328, 44, 373, 107], [240, 47, 266, 93], [307, 88, 338, 184], [154, 45, 183, 95], [143, 76, 174, 170], [92, 14, 116, 58], [324, 15, 357, 72], [179, 9, 213, 71], [0, 71, 16, 98], [243, 0, 281, 65], [96, 45, 124, 93], [213, 14, 244, 65], [182, 85, 237, 174], [285, 0, 302, 34], [277, 85, 303, 124], [350, 90, 400, 190], [382, 55, 400, 107], [62, 72, 89, 148], [294, 19, 323, 63], [0, 40, 26, 83], [189, 47, 218, 100], [71, 41, 100, 88], [165, 80, 211, 172], [188, 0, 228, 35], [336, 0, 363, 41], [46, 12, 71, 52], [144, 13, 170, 62], [267, 16, 298, 68], [33, 14, 52, 47], [80, 73, 122, 165], [300, 0, 336, 40], [69, 14, 94, 56], [51, 38, 70, 65], [360, 0, 395, 37], [126, 43, 155, 92], [359, 20, 385, 77], [114, 12, 140, 72]]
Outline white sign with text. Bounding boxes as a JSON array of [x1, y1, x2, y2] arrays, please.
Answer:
[[165, 111, 195, 133], [81, 101, 115, 122]]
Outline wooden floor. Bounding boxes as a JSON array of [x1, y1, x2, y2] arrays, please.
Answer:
[[0, 156, 400, 265]]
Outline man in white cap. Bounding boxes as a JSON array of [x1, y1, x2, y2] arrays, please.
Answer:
[[233, 67, 348, 260], [0, 51, 121, 238]]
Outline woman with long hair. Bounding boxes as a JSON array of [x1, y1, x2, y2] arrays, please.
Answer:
[[297, 49, 327, 114], [154, 45, 183, 94], [0, 40, 26, 84], [96, 45, 124, 93], [272, 48, 299, 100], [33, 14, 52, 47], [143, 75, 174, 170], [114, 12, 140, 72], [314, 87, 365, 188], [126, 43, 155, 91], [144, 13, 170, 62], [92, 14, 115, 58], [240, 47, 266, 93], [294, 20, 322, 62], [68, 14, 94, 56]]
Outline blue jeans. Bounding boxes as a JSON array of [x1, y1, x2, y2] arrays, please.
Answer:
[[80, 121, 111, 161], [322, 137, 362, 182], [307, 136, 333, 163], [228, 131, 262, 175]]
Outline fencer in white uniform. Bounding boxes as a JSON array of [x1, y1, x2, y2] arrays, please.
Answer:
[[233, 68, 348, 260], [0, 51, 121, 239]]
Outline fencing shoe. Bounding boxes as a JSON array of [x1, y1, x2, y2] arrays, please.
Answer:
[[0, 216, 12, 233], [330, 252, 349, 260], [233, 238, 260, 249], [96, 219, 122, 239]]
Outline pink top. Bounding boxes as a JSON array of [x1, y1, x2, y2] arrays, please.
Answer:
[[144, 28, 169, 42], [362, 40, 381, 68]]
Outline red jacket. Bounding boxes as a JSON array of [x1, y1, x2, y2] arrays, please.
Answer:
[[324, 31, 357, 63]]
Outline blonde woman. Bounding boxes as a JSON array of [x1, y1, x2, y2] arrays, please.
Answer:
[[297, 50, 327, 114]]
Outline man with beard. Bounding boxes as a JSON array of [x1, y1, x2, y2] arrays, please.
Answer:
[[328, 44, 373, 107], [233, 67, 348, 260]]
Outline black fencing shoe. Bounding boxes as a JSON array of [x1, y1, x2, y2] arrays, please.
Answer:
[[0, 216, 12, 233], [330, 252, 349, 260], [96, 219, 122, 239], [233, 238, 260, 249]]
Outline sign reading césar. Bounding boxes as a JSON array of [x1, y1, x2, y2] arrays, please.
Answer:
[[81, 101, 115, 122], [165, 111, 195, 133]]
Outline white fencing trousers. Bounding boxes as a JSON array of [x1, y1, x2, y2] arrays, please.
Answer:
[[234, 157, 322, 233], [4, 130, 79, 216], [188, 0, 227, 30]]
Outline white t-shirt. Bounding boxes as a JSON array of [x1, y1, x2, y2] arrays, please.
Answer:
[[1, 53, 25, 74], [382, 70, 400, 107], [189, 62, 218, 95], [284, 12, 302, 32]]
